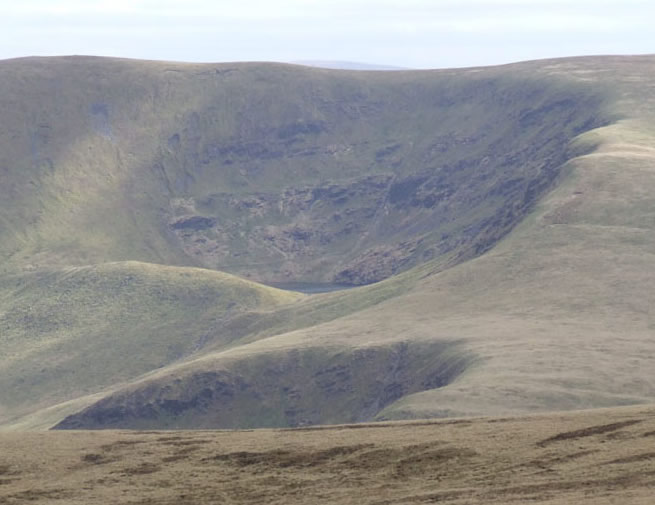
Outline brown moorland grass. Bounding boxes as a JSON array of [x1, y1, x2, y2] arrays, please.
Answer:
[[1, 405, 655, 504]]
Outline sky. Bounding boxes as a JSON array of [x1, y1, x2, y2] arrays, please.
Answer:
[[1, 0, 654, 69]]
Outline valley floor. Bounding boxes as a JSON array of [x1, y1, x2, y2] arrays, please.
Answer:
[[1, 405, 655, 504]]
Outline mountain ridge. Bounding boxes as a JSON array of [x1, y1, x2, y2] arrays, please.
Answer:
[[1, 54, 655, 430]]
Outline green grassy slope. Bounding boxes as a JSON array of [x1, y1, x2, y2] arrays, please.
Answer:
[[376, 56, 655, 419], [3, 55, 655, 430], [0, 262, 302, 426], [0, 259, 448, 429]]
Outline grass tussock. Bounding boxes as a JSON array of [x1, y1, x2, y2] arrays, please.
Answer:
[[2, 405, 655, 504]]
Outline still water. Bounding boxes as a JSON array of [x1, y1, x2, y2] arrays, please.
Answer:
[[267, 282, 355, 294]]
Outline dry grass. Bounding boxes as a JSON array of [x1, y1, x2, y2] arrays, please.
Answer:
[[2, 405, 655, 504]]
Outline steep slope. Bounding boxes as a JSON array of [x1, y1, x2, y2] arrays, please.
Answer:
[[374, 55, 655, 420], [0, 56, 609, 283], [2, 55, 655, 430]]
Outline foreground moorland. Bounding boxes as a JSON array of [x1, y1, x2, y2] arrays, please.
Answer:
[[1, 54, 655, 430], [1, 405, 655, 504]]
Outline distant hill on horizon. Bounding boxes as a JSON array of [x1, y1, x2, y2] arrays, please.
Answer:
[[291, 59, 410, 70]]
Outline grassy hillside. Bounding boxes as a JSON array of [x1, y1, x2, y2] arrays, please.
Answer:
[[0, 56, 610, 283], [375, 55, 655, 420], [0, 259, 447, 429], [0, 262, 302, 426], [2, 55, 655, 430], [2, 405, 655, 504]]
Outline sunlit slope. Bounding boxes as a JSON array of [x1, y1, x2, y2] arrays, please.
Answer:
[[51, 56, 655, 429], [0, 261, 302, 426], [0, 257, 429, 430], [2, 262, 456, 430]]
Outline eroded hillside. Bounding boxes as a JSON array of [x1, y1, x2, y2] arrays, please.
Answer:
[[0, 56, 610, 283]]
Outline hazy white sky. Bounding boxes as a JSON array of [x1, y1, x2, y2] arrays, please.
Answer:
[[2, 0, 654, 69]]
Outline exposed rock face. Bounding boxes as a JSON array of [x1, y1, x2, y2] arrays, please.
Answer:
[[167, 103, 605, 285], [150, 70, 610, 285], [170, 215, 216, 230]]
